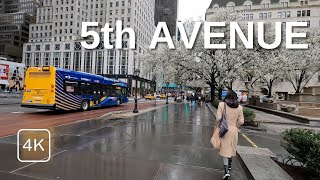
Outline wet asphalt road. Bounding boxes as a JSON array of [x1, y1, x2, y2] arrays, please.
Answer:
[[0, 103, 248, 180]]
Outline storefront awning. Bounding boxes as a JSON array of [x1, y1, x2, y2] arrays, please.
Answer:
[[162, 83, 178, 88]]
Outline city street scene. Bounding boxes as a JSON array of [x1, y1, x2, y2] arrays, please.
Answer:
[[0, 0, 320, 180]]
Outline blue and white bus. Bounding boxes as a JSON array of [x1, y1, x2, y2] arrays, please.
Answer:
[[22, 66, 129, 111]]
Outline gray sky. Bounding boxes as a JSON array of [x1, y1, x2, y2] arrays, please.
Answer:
[[178, 0, 212, 21]]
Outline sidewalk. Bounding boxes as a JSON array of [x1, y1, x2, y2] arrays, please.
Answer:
[[0, 91, 22, 105], [250, 108, 320, 134], [0, 104, 248, 180]]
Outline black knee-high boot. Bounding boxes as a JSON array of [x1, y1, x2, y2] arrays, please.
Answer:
[[223, 165, 230, 180], [228, 158, 232, 170]]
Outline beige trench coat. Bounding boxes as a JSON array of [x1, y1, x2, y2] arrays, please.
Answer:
[[215, 102, 244, 158]]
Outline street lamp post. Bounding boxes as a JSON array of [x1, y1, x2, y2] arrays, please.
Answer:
[[166, 82, 169, 104], [133, 69, 140, 113], [180, 84, 182, 99]]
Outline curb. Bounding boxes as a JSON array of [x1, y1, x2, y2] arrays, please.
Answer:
[[0, 103, 21, 105], [245, 105, 320, 127], [243, 126, 267, 132], [206, 103, 217, 118], [236, 146, 293, 180]]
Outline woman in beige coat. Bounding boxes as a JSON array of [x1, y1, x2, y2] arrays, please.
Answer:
[[216, 91, 244, 180]]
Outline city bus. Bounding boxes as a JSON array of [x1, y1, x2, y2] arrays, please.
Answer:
[[21, 66, 129, 111]]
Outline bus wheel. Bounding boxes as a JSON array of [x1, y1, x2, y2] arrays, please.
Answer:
[[81, 100, 90, 111], [117, 99, 121, 106]]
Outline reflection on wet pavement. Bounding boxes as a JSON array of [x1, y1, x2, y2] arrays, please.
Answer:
[[0, 104, 248, 180]]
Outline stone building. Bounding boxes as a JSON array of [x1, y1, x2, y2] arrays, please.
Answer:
[[154, 0, 178, 36], [22, 0, 157, 96], [206, 0, 320, 98], [0, 0, 39, 61]]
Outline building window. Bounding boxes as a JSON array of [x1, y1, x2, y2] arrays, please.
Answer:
[[84, 51, 93, 73], [63, 52, 70, 69], [279, 11, 290, 18], [243, 13, 253, 20], [44, 53, 50, 66], [96, 51, 104, 74], [34, 53, 41, 66], [26, 45, 31, 51], [245, 5, 251, 10], [53, 52, 60, 67], [55, 44, 60, 50], [281, 2, 289, 7], [65, 43, 70, 50], [73, 52, 81, 71], [25, 53, 31, 67], [36, 45, 41, 51], [45, 44, 50, 50], [298, 10, 311, 17]]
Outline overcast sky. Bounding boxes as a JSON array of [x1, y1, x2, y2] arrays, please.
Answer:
[[178, 0, 212, 21]]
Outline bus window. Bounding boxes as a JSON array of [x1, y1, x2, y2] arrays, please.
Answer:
[[115, 86, 122, 95], [93, 84, 103, 96], [29, 71, 51, 77], [65, 81, 79, 95], [103, 85, 108, 96], [80, 82, 92, 95], [121, 88, 127, 96], [92, 84, 97, 95], [110, 86, 117, 97]]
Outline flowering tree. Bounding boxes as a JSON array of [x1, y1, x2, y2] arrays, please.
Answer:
[[141, 10, 320, 102], [282, 28, 320, 93], [141, 9, 258, 101]]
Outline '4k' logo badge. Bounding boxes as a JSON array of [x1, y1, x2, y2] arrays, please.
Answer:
[[17, 129, 51, 162]]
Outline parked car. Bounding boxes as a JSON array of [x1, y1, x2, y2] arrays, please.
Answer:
[[144, 94, 155, 100]]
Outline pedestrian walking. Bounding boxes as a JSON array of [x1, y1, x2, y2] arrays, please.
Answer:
[[10, 67, 21, 91], [214, 91, 244, 180], [190, 95, 195, 106]]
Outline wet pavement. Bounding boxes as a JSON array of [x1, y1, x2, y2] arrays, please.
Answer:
[[0, 104, 248, 180], [0, 101, 165, 137]]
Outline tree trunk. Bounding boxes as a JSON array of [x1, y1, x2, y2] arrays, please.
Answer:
[[268, 80, 273, 98], [218, 88, 223, 100], [296, 73, 304, 93], [210, 71, 216, 102], [230, 81, 233, 90], [210, 83, 215, 103]]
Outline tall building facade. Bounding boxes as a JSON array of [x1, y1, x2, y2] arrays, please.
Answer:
[[154, 0, 178, 36], [0, 0, 4, 14], [23, 0, 156, 96], [206, 0, 320, 97], [0, 0, 39, 61]]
